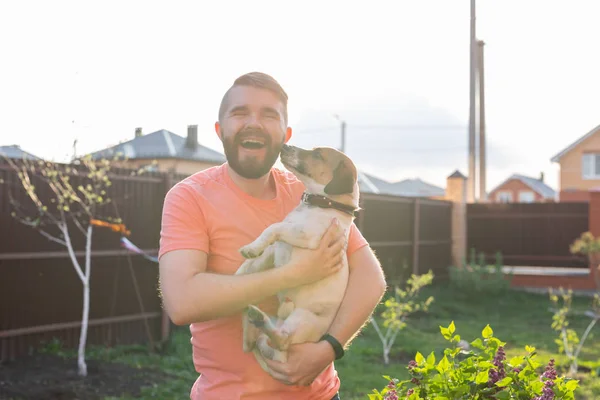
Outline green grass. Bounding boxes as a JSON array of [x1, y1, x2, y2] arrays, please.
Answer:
[[83, 284, 599, 399]]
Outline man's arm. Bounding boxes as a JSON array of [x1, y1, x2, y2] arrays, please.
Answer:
[[159, 220, 346, 325], [326, 244, 387, 348], [261, 244, 386, 386]]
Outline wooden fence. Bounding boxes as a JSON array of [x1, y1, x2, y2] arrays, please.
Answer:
[[0, 161, 189, 362], [0, 160, 453, 361], [357, 193, 453, 285], [467, 202, 589, 268]]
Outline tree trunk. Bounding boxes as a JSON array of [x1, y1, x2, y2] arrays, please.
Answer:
[[78, 279, 90, 377], [77, 224, 93, 377], [383, 347, 390, 365]]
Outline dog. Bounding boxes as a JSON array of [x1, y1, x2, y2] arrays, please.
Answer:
[[234, 143, 360, 377]]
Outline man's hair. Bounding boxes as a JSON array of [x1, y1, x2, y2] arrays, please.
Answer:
[[218, 72, 289, 124]]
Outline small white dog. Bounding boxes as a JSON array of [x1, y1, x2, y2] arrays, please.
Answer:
[[235, 143, 360, 376]]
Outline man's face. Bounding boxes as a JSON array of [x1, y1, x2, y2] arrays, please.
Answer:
[[216, 85, 291, 179]]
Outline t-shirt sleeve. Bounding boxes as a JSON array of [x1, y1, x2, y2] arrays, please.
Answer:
[[158, 184, 209, 259], [346, 222, 369, 257]]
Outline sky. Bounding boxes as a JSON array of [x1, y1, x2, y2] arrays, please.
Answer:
[[1, 0, 599, 194]]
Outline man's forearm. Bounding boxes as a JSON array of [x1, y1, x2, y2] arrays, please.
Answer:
[[327, 246, 386, 348], [165, 264, 297, 325]]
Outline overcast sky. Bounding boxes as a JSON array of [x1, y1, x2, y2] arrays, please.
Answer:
[[1, 0, 599, 192]]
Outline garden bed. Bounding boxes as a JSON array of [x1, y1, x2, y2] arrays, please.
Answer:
[[0, 352, 169, 400]]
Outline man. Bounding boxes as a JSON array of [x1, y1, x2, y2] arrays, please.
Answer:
[[158, 72, 386, 400]]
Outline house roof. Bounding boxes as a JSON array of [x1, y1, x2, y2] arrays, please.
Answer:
[[358, 172, 445, 197], [0, 145, 42, 161], [550, 123, 600, 163], [87, 129, 226, 164], [490, 174, 556, 199]]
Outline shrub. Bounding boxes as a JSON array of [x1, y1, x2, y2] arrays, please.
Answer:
[[370, 270, 435, 364], [369, 322, 579, 399], [449, 249, 512, 295]]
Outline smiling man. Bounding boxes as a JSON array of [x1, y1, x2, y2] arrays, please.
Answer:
[[158, 72, 386, 400]]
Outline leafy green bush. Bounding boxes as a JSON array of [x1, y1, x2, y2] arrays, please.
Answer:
[[369, 322, 579, 399], [449, 249, 512, 295], [370, 270, 435, 364]]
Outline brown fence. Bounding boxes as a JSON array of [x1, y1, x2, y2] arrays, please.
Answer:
[[0, 159, 453, 361], [357, 193, 453, 285], [0, 161, 190, 362], [467, 202, 589, 268]]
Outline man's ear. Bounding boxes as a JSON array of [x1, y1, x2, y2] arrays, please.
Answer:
[[215, 122, 223, 141], [284, 126, 292, 143], [324, 160, 355, 195]]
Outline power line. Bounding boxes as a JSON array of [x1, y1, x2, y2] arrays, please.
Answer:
[[294, 124, 467, 135]]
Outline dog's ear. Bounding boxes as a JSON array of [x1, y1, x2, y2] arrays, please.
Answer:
[[324, 160, 355, 195]]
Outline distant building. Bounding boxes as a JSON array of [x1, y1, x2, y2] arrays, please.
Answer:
[[87, 125, 226, 176], [488, 173, 556, 203], [358, 172, 445, 199], [0, 145, 42, 161], [551, 123, 600, 202]]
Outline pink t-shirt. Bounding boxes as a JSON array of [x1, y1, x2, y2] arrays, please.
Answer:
[[159, 163, 368, 400]]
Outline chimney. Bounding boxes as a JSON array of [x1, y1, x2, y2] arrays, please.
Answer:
[[186, 125, 198, 150], [540, 172, 544, 182], [135, 127, 142, 138]]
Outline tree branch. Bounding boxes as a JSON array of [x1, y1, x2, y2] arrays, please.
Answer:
[[59, 222, 86, 283], [11, 214, 67, 246], [71, 213, 87, 236]]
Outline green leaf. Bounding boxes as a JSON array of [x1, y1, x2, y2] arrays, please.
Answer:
[[440, 326, 451, 339], [495, 391, 510, 400], [415, 351, 424, 364], [509, 356, 524, 366], [496, 377, 513, 387], [426, 351, 436, 366], [525, 345, 536, 353], [471, 338, 485, 350], [529, 380, 544, 393], [436, 355, 451, 374], [475, 370, 489, 384], [482, 324, 493, 339], [565, 380, 579, 391], [448, 320, 456, 335]]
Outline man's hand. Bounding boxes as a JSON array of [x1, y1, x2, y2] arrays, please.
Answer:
[[285, 218, 346, 287], [261, 341, 336, 386]]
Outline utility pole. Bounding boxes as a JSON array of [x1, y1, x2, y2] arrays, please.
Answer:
[[333, 114, 346, 153], [468, 0, 477, 203], [340, 120, 346, 153], [478, 40, 487, 202]]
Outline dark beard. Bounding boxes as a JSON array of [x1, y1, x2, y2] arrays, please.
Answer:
[[222, 128, 284, 179]]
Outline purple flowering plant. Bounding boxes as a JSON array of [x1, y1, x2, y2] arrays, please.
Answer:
[[369, 322, 579, 399]]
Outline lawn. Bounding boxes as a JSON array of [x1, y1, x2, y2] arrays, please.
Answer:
[[4, 283, 598, 399]]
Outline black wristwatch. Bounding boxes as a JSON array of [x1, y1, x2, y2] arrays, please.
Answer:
[[320, 333, 345, 360]]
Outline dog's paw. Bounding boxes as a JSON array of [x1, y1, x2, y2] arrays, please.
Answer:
[[247, 305, 266, 328], [239, 245, 263, 259]]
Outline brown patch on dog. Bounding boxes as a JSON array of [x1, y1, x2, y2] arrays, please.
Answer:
[[324, 159, 355, 195]]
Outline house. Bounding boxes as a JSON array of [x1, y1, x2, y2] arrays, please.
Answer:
[[358, 172, 445, 199], [487, 173, 556, 203], [550, 123, 600, 202], [0, 145, 42, 161], [87, 125, 226, 176]]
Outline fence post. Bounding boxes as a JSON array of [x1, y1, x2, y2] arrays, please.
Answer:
[[412, 198, 420, 275], [587, 189, 600, 288], [445, 170, 467, 269]]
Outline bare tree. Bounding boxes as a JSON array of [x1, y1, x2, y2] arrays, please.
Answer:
[[3, 154, 119, 377]]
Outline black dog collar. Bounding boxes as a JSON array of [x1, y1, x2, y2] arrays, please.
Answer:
[[301, 192, 359, 217]]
